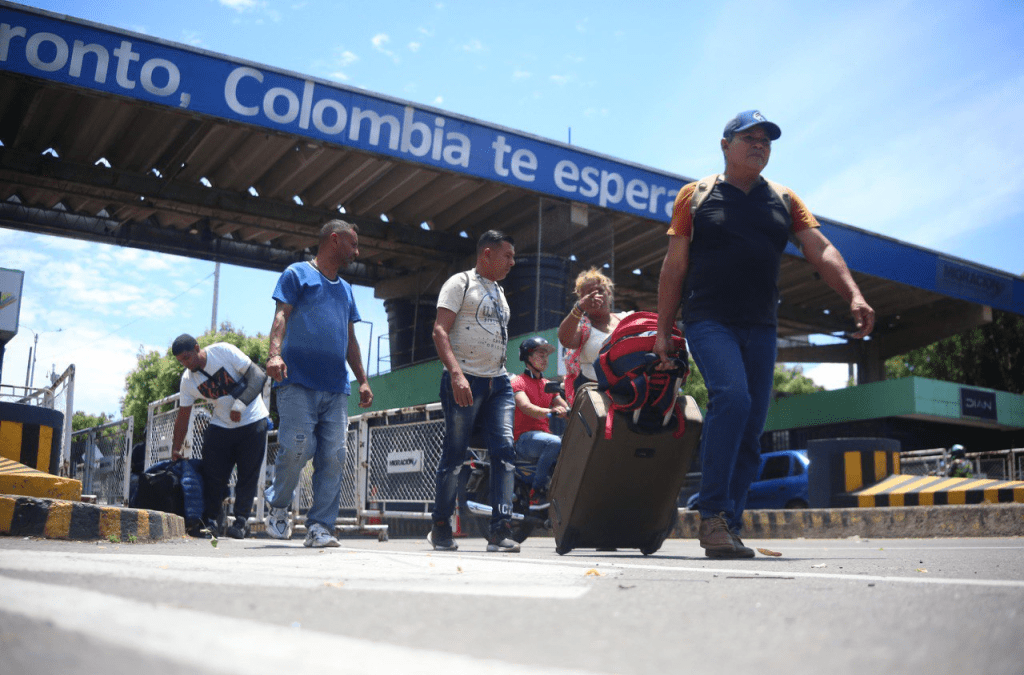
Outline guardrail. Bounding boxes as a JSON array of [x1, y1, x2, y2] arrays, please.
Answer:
[[899, 447, 1023, 481]]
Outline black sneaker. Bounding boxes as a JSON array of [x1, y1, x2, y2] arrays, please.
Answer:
[[427, 520, 458, 551], [226, 518, 248, 540], [186, 520, 214, 539], [486, 522, 521, 553]]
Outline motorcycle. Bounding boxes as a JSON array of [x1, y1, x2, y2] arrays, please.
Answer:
[[459, 382, 564, 543], [459, 447, 551, 543]]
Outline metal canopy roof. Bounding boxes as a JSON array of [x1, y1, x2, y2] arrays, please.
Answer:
[[1, 2, 1020, 380]]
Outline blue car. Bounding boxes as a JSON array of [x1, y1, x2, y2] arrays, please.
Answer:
[[686, 450, 810, 510]]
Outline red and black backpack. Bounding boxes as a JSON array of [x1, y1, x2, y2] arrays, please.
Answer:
[[594, 311, 690, 439]]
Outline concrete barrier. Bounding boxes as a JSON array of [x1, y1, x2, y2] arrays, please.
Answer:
[[0, 457, 81, 501], [807, 437, 901, 507], [0, 494, 185, 541], [674, 503, 1024, 539], [0, 402, 64, 475]]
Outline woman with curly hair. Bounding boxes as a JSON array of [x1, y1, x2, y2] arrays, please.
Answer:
[[557, 267, 631, 406]]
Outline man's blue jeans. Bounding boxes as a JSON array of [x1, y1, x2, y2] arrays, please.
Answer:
[[433, 371, 515, 532], [265, 384, 350, 530], [685, 320, 777, 533], [515, 431, 561, 491]]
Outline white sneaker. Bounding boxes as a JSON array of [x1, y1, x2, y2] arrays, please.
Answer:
[[304, 522, 340, 548], [265, 506, 292, 540]]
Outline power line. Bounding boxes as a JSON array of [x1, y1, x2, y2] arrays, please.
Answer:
[[61, 272, 216, 359]]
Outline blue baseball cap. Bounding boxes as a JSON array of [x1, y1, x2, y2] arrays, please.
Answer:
[[723, 110, 781, 140]]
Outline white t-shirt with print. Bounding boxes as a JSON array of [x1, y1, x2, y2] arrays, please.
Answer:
[[436, 269, 510, 378], [178, 343, 270, 428]]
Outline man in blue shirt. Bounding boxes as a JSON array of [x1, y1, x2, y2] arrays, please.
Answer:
[[263, 220, 374, 548]]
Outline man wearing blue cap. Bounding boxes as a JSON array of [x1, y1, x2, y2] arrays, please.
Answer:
[[653, 110, 874, 558]]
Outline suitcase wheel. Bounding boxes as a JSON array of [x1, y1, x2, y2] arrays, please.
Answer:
[[555, 527, 578, 555]]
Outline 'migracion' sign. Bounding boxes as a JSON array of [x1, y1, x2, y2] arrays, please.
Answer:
[[386, 449, 424, 474]]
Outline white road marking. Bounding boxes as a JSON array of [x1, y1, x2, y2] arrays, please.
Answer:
[[0, 548, 605, 599], [364, 549, 1024, 590], [0, 576, 603, 675]]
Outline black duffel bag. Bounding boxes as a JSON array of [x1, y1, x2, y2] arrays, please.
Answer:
[[132, 463, 184, 516]]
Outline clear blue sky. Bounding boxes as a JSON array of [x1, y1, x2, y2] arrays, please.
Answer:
[[1, 0, 1021, 416]]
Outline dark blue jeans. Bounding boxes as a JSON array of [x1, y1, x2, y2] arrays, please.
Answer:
[[432, 371, 515, 532], [515, 431, 562, 491], [686, 320, 777, 533]]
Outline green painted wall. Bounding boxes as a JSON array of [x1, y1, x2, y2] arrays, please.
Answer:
[[765, 376, 1024, 431]]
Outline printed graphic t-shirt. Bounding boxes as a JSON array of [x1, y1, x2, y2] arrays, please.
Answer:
[[178, 342, 270, 428], [436, 269, 509, 378]]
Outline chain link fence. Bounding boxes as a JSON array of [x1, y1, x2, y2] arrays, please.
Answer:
[[363, 404, 446, 518], [140, 392, 384, 537], [69, 417, 133, 505]]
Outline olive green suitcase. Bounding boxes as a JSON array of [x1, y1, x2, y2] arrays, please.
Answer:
[[549, 384, 702, 555]]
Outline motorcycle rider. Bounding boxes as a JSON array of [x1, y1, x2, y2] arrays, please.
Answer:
[[511, 337, 569, 508], [946, 444, 973, 478]]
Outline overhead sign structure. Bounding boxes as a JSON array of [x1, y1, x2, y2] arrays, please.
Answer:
[[0, 3, 684, 222], [1, 1, 1021, 319]]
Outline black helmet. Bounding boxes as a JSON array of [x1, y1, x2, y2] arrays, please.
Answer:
[[519, 336, 556, 362], [950, 444, 965, 458]]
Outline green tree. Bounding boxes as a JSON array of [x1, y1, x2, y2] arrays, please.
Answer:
[[773, 364, 825, 397], [121, 323, 269, 442], [72, 411, 112, 431], [681, 361, 823, 412], [885, 310, 1024, 394]]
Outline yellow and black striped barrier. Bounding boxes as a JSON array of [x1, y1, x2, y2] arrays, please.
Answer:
[[0, 402, 64, 475], [844, 474, 1024, 508], [0, 456, 81, 501], [0, 494, 185, 541]]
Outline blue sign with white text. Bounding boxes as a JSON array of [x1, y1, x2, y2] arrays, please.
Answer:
[[0, 3, 685, 222]]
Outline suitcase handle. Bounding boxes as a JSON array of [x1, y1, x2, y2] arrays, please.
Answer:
[[576, 410, 593, 438]]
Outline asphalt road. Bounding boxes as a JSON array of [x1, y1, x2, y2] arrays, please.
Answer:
[[1, 533, 1022, 675]]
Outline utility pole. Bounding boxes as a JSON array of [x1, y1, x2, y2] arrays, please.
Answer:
[[211, 262, 220, 333], [25, 327, 62, 388]]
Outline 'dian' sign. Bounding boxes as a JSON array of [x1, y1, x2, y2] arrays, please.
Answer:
[[960, 387, 997, 421]]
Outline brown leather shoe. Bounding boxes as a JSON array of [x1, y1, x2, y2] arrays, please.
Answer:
[[730, 531, 756, 559], [699, 512, 741, 558]]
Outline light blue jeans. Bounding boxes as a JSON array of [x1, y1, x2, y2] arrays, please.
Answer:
[[515, 430, 562, 491], [432, 371, 515, 532], [265, 384, 349, 530], [685, 320, 777, 533]]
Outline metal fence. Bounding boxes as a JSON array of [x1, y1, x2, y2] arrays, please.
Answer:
[[899, 447, 1024, 481], [69, 417, 133, 505], [362, 403, 446, 518], [140, 393, 384, 538], [0, 364, 76, 472]]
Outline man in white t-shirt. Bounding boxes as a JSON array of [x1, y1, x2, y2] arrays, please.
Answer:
[[171, 334, 270, 539], [428, 230, 520, 553]]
